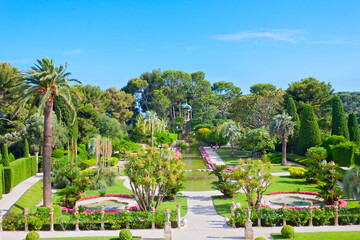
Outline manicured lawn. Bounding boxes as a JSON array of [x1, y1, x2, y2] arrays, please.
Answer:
[[265, 176, 319, 193], [41, 237, 141, 240], [156, 196, 188, 217], [346, 200, 360, 208], [212, 176, 320, 217], [85, 179, 133, 196], [10, 179, 43, 214], [216, 148, 250, 165], [270, 163, 298, 172], [272, 231, 360, 240]]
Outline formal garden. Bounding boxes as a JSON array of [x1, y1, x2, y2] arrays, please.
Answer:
[[0, 59, 360, 240]]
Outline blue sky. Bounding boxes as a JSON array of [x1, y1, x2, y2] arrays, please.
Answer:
[[1, 0, 359, 94]]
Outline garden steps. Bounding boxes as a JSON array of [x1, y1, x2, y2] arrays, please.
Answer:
[[0, 173, 43, 214]]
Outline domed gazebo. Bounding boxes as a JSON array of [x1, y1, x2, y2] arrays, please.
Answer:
[[181, 102, 192, 122]]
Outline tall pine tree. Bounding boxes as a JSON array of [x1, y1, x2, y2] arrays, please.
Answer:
[[297, 104, 322, 155], [286, 96, 300, 152], [331, 95, 349, 139], [348, 112, 360, 145], [24, 139, 29, 158]]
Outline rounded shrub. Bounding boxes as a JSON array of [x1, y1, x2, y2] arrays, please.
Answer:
[[119, 229, 132, 240], [255, 237, 266, 240], [281, 225, 295, 238], [26, 231, 40, 240]]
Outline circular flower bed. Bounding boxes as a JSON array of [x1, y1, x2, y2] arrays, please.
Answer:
[[60, 193, 139, 213], [266, 191, 347, 209]]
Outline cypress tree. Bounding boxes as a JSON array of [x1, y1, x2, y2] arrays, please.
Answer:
[[24, 139, 29, 158], [2, 143, 10, 167], [297, 104, 322, 155], [331, 95, 349, 139], [286, 96, 300, 151], [347, 112, 360, 145]]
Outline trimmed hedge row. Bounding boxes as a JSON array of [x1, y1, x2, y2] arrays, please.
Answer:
[[79, 157, 118, 170], [0, 165, 3, 198], [4, 157, 37, 194], [331, 142, 357, 167]]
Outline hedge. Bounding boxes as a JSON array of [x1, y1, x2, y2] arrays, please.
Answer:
[[79, 159, 97, 170], [101, 157, 118, 166], [332, 142, 357, 167], [354, 152, 360, 166], [0, 165, 3, 198], [4, 157, 37, 194]]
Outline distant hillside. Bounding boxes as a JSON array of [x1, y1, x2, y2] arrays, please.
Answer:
[[337, 92, 360, 125]]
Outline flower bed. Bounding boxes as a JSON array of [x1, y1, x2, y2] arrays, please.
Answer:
[[266, 191, 347, 209], [78, 193, 132, 201]]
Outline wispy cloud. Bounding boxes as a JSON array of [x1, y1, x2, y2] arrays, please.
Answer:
[[212, 29, 303, 43], [64, 49, 83, 56], [0, 59, 31, 64]]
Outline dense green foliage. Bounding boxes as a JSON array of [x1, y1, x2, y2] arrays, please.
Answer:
[[287, 77, 333, 130], [348, 112, 360, 144], [331, 95, 349, 139], [297, 105, 321, 155]]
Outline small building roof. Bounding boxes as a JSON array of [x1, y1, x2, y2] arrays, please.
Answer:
[[181, 102, 192, 110]]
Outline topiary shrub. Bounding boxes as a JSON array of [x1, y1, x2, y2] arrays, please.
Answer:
[[332, 141, 357, 167], [8, 153, 15, 162], [26, 231, 39, 240], [51, 149, 67, 159], [254, 237, 266, 240], [297, 104, 321, 156], [281, 225, 294, 238], [119, 229, 132, 240]]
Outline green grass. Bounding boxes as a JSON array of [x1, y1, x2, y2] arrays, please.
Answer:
[[156, 196, 188, 217], [271, 231, 360, 240], [216, 148, 250, 165], [346, 200, 360, 208], [85, 179, 133, 196], [212, 176, 320, 217], [41, 237, 141, 240], [271, 163, 297, 172], [9, 179, 43, 214]]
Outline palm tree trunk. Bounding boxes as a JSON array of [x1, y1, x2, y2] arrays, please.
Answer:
[[230, 140, 234, 157], [43, 98, 53, 207], [281, 135, 288, 166]]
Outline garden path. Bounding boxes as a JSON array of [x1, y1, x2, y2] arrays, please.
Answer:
[[0, 173, 43, 214], [203, 146, 226, 165]]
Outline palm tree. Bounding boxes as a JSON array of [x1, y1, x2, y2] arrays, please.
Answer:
[[144, 110, 162, 147], [218, 120, 241, 157], [16, 57, 80, 207], [269, 112, 295, 166]]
